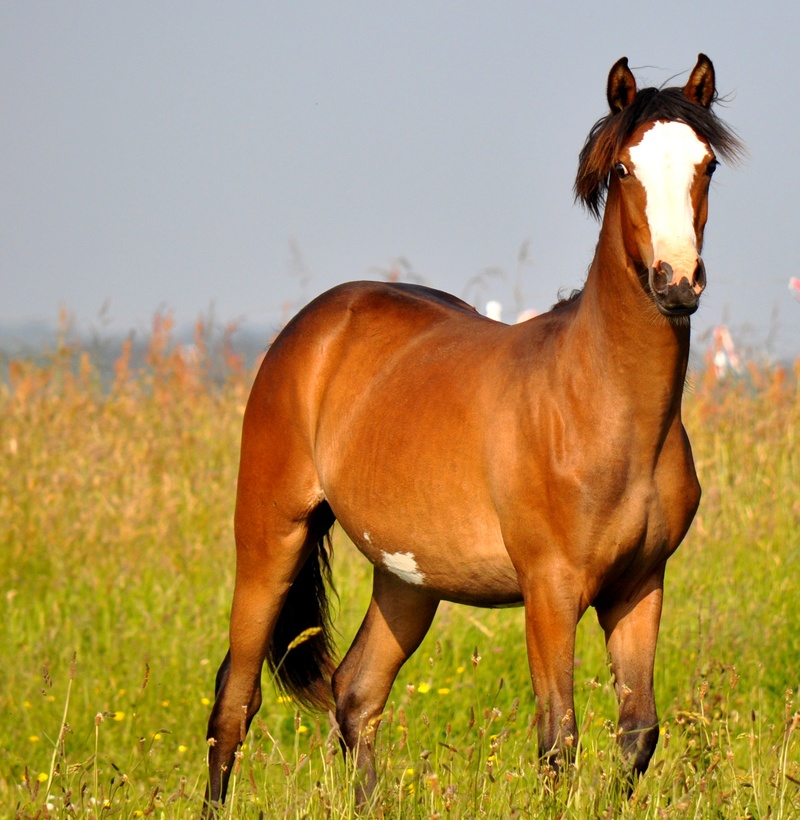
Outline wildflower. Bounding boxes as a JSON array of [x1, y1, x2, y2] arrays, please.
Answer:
[[29, 735, 40, 743], [201, 697, 211, 706], [437, 688, 451, 695], [114, 711, 125, 721], [161, 700, 169, 707], [178, 745, 188, 753], [37, 772, 48, 782], [417, 682, 430, 694], [297, 725, 308, 734]]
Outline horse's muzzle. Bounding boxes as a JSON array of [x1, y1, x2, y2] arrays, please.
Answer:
[[648, 259, 706, 317]]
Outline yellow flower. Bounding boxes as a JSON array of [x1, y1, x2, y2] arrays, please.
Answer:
[[23, 701, 32, 709], [297, 725, 308, 734], [37, 772, 48, 783], [417, 682, 430, 694], [437, 688, 451, 695], [114, 711, 125, 721], [456, 666, 465, 674], [161, 700, 169, 707], [201, 697, 211, 706], [178, 745, 188, 753], [154, 732, 162, 740], [28, 735, 40, 743]]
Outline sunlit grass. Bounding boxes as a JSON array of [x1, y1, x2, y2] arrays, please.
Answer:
[[1, 321, 798, 817]]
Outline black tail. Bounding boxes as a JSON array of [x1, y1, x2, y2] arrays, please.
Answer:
[[267, 512, 337, 711]]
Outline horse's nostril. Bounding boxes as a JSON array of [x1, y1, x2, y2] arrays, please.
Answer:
[[694, 259, 707, 292], [649, 262, 673, 296]]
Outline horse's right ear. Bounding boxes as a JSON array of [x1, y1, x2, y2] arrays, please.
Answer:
[[607, 57, 637, 113]]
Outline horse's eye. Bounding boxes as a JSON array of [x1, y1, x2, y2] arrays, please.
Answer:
[[705, 158, 718, 177], [614, 162, 630, 179]]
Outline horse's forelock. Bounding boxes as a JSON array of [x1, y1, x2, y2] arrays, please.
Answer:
[[574, 86, 743, 219]]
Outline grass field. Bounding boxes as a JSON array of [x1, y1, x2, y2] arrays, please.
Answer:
[[1, 319, 799, 818]]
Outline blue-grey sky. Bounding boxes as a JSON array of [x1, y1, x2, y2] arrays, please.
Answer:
[[2, 3, 798, 358]]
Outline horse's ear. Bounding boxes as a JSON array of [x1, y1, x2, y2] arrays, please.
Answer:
[[683, 53, 716, 108], [607, 57, 637, 113]]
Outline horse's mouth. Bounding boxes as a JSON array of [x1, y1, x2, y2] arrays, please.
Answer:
[[654, 300, 699, 319]]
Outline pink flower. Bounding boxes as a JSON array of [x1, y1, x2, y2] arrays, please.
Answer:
[[789, 277, 800, 302]]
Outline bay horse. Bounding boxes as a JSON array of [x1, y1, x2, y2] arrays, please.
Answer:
[[204, 54, 741, 812]]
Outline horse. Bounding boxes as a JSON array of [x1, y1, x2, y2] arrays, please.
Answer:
[[204, 54, 742, 812]]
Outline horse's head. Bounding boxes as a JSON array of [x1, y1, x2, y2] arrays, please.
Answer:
[[576, 55, 743, 319]]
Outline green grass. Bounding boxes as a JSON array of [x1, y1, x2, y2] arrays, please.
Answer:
[[1, 326, 798, 818]]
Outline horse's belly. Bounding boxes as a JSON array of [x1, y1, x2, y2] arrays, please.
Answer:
[[338, 518, 522, 607]]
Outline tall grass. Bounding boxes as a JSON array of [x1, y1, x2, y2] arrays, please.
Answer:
[[1, 320, 798, 818]]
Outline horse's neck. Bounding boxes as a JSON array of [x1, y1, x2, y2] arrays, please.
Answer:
[[572, 207, 691, 424]]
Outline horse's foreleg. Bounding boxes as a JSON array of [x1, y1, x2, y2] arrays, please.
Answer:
[[520, 573, 582, 773], [331, 570, 439, 807], [596, 567, 665, 775]]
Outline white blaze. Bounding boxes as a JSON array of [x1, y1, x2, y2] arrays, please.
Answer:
[[628, 121, 710, 274], [381, 550, 426, 585]]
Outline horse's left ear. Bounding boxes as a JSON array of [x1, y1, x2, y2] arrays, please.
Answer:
[[683, 53, 716, 108], [607, 57, 637, 113]]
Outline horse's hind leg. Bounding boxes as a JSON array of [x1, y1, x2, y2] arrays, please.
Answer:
[[332, 569, 439, 806], [206, 474, 333, 811], [596, 568, 665, 776], [205, 519, 317, 810]]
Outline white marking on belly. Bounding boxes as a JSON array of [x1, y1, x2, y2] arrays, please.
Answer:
[[381, 550, 426, 585], [363, 531, 372, 544]]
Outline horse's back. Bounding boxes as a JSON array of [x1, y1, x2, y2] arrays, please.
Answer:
[[252, 280, 495, 425], [280, 280, 482, 351]]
